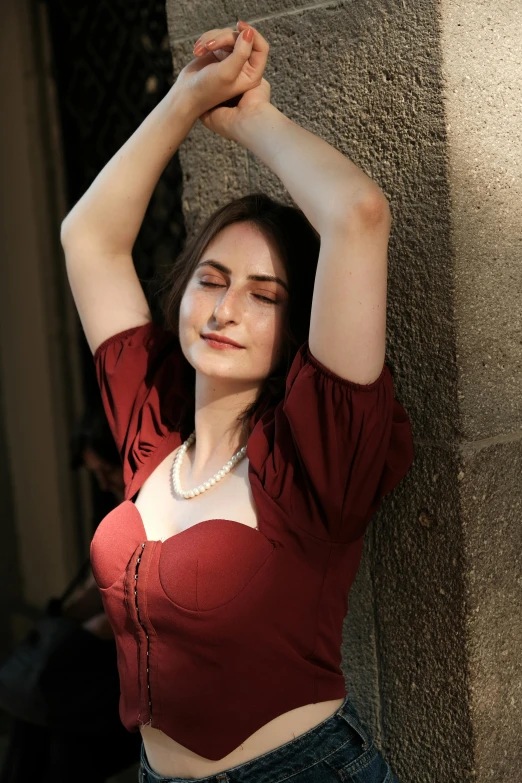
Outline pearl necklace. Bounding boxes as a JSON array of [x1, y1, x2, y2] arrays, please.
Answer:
[[170, 430, 248, 499]]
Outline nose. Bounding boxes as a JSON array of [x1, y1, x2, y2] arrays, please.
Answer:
[[212, 286, 242, 321]]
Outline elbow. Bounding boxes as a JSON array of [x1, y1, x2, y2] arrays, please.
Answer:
[[333, 189, 391, 231], [60, 204, 88, 249], [357, 190, 391, 225], [60, 216, 75, 250], [351, 190, 391, 226], [60, 214, 89, 252]]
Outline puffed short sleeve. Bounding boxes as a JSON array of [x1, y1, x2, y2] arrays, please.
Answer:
[[93, 321, 188, 490], [247, 341, 414, 543]]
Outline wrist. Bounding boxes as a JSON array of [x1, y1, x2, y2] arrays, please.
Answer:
[[235, 103, 281, 147], [163, 83, 201, 127], [235, 104, 290, 169]]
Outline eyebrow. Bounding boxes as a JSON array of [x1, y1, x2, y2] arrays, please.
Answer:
[[195, 260, 289, 294]]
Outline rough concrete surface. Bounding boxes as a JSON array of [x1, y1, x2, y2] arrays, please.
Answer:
[[440, 0, 522, 779], [458, 440, 522, 779], [440, 0, 522, 442], [167, 0, 520, 779]]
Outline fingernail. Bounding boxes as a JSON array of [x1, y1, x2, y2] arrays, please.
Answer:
[[243, 26, 253, 42], [205, 38, 216, 47]]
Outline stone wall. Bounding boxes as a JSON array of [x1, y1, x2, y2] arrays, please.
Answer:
[[165, 2, 522, 780]]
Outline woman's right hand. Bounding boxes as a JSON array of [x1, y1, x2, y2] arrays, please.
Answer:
[[174, 21, 269, 120]]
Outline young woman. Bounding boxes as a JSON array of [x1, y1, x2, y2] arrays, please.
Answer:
[[61, 20, 414, 783]]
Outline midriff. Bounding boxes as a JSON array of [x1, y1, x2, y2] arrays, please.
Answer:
[[140, 698, 345, 778]]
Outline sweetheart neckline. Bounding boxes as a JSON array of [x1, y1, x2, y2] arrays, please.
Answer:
[[125, 499, 260, 545]]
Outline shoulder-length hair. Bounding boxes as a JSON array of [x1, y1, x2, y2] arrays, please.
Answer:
[[151, 192, 320, 443]]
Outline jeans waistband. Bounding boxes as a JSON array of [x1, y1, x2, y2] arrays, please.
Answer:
[[138, 693, 375, 783]]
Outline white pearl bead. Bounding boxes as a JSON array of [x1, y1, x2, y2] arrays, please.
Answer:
[[170, 429, 247, 500]]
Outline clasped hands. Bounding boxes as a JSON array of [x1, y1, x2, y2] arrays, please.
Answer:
[[174, 19, 272, 142]]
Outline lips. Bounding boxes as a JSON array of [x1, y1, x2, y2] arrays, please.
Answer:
[[202, 334, 244, 348]]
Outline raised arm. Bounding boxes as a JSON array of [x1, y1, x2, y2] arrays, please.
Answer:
[[60, 87, 197, 355], [234, 104, 391, 386], [61, 23, 263, 356]]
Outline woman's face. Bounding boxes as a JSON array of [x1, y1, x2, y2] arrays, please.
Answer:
[[179, 221, 290, 388]]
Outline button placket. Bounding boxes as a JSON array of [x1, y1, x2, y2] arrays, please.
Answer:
[[134, 542, 153, 718]]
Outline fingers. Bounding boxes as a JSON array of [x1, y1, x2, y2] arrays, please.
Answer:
[[217, 25, 269, 84], [236, 22, 270, 74], [215, 27, 254, 81], [193, 24, 269, 75], [193, 27, 239, 55]]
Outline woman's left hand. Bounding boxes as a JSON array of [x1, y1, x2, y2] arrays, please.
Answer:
[[178, 21, 272, 141], [199, 74, 272, 142]]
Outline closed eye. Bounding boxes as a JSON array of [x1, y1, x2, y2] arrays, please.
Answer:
[[198, 280, 277, 304]]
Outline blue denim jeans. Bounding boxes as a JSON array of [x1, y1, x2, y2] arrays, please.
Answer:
[[138, 694, 401, 782]]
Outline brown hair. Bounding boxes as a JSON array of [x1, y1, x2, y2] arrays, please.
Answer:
[[151, 192, 320, 444]]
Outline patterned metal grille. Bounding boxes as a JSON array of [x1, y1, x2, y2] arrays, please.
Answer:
[[47, 0, 186, 326], [45, 0, 186, 530]]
